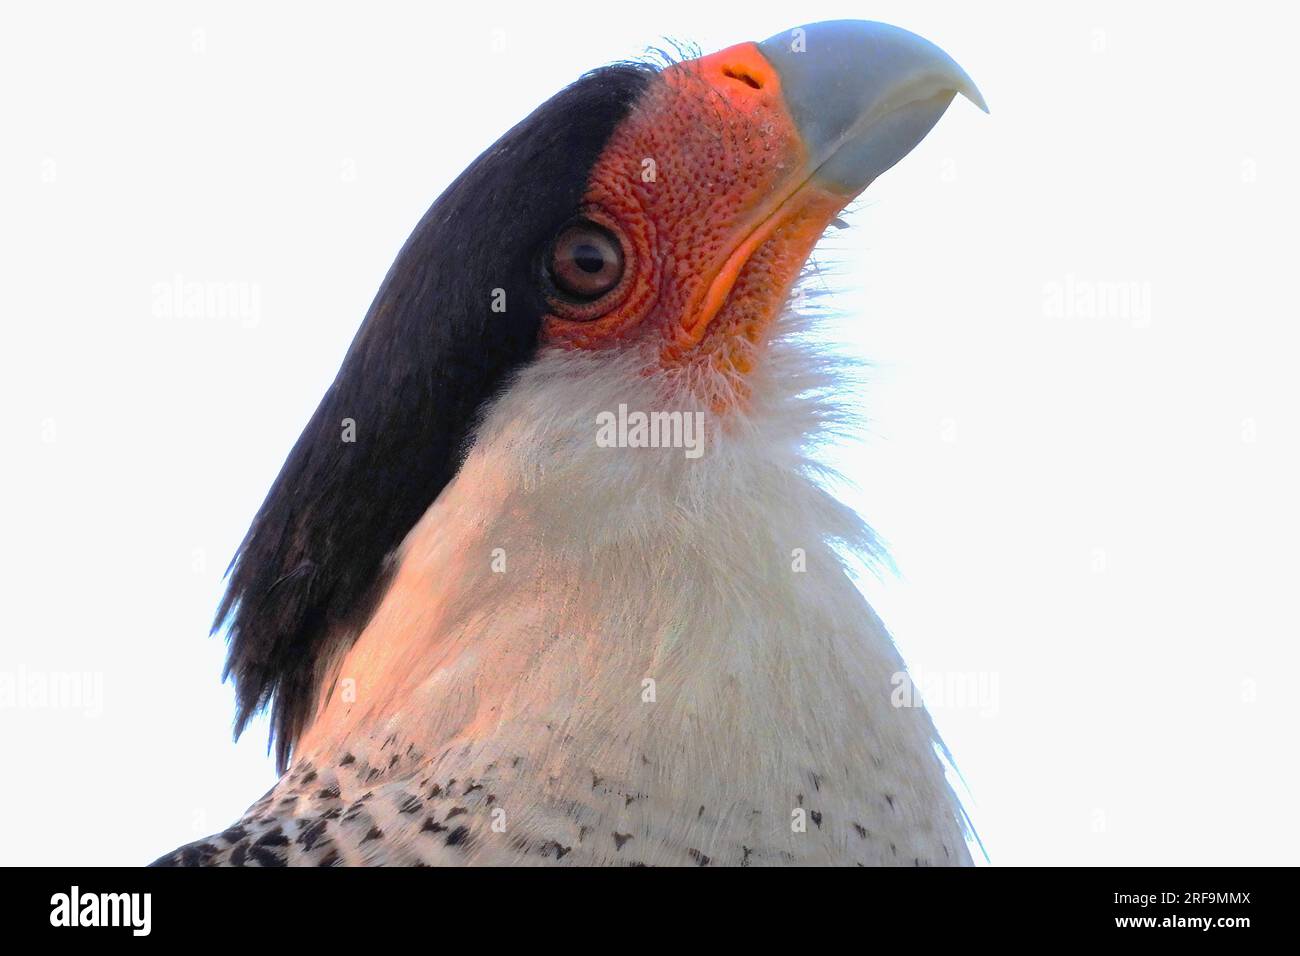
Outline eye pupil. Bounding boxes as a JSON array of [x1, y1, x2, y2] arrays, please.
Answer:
[[573, 244, 605, 274], [550, 221, 624, 301]]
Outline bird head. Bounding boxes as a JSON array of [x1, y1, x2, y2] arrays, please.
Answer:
[[542, 21, 985, 405], [218, 20, 985, 770]]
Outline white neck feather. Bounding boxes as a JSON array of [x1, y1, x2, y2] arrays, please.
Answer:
[[293, 324, 972, 865]]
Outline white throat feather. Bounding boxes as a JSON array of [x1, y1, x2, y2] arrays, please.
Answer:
[[285, 312, 973, 866]]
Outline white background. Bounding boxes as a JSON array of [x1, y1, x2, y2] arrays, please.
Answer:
[[2, 1, 1297, 866]]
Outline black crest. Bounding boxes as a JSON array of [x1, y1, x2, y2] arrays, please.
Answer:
[[218, 62, 656, 770]]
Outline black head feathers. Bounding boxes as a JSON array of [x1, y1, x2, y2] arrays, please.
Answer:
[[217, 61, 656, 771]]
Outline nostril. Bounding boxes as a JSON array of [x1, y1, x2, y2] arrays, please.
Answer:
[[722, 65, 763, 90]]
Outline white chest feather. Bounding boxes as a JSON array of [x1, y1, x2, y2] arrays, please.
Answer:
[[259, 332, 974, 866]]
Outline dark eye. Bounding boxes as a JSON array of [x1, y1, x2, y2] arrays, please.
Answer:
[[550, 221, 624, 299]]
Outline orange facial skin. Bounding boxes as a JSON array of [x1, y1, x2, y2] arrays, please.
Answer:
[[541, 44, 851, 392]]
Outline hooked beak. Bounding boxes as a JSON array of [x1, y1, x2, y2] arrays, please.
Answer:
[[758, 19, 987, 196], [672, 20, 986, 356]]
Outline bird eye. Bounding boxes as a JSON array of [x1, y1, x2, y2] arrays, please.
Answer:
[[549, 221, 624, 300]]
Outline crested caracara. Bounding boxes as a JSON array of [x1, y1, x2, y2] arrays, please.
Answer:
[[154, 19, 986, 867]]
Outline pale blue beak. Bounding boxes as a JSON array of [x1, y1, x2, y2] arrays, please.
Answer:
[[759, 20, 987, 194]]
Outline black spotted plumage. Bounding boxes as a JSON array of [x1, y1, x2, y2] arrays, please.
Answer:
[[216, 62, 656, 771]]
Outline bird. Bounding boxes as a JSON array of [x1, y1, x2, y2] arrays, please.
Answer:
[[153, 19, 986, 867]]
